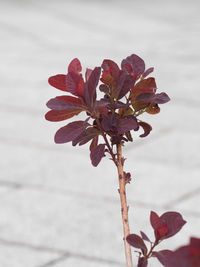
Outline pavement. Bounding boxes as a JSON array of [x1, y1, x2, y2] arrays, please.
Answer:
[[0, 0, 200, 266]]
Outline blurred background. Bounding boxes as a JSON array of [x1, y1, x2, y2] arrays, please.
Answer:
[[0, 0, 200, 266]]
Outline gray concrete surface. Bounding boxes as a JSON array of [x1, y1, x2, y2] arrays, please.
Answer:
[[0, 0, 200, 266]]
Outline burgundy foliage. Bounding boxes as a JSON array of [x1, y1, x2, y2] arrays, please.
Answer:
[[46, 54, 170, 166], [45, 54, 197, 267], [154, 237, 200, 267], [90, 144, 105, 167], [127, 211, 188, 267], [126, 234, 147, 256], [150, 211, 186, 241], [54, 120, 89, 144]]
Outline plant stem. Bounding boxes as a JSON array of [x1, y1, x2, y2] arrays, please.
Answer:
[[95, 119, 117, 164], [116, 144, 133, 267]]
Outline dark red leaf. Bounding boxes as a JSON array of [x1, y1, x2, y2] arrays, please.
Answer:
[[101, 114, 119, 133], [113, 71, 127, 96], [87, 67, 101, 103], [68, 58, 82, 73], [142, 67, 154, 78], [140, 231, 151, 243], [135, 92, 154, 103], [156, 224, 169, 240], [137, 257, 148, 267], [45, 109, 81, 122], [160, 211, 186, 239], [46, 96, 83, 110], [72, 127, 100, 146], [121, 54, 145, 79], [153, 250, 174, 266], [170, 246, 192, 267], [154, 246, 195, 267], [66, 72, 84, 97], [85, 68, 93, 81], [48, 74, 68, 91], [139, 122, 152, 138], [161, 239, 200, 267], [153, 92, 171, 104], [101, 59, 120, 81], [100, 69, 115, 88], [90, 144, 105, 167], [150, 211, 162, 230], [117, 116, 139, 135], [108, 101, 128, 109], [189, 237, 200, 267], [54, 121, 89, 144], [136, 92, 170, 104], [126, 234, 147, 255], [116, 72, 135, 99], [89, 136, 99, 151], [134, 77, 157, 92]]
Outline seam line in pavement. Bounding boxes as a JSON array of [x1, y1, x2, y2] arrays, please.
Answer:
[[163, 187, 200, 208], [0, 180, 199, 218], [0, 238, 123, 266], [0, 180, 159, 209], [37, 253, 70, 267]]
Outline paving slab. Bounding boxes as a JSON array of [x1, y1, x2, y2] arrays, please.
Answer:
[[49, 257, 123, 267], [0, 0, 200, 266], [0, 243, 60, 267]]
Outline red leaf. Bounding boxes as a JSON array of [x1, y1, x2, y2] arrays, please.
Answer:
[[189, 237, 200, 266], [100, 70, 115, 88], [90, 144, 105, 167], [150, 211, 162, 230], [45, 109, 81, 122], [101, 59, 120, 81], [54, 120, 89, 144], [139, 122, 152, 138], [154, 246, 194, 267], [48, 74, 68, 91], [85, 68, 93, 81], [116, 72, 135, 99], [160, 211, 186, 239], [68, 58, 82, 73], [72, 127, 100, 146], [117, 116, 139, 135], [66, 72, 84, 97], [137, 257, 148, 267], [101, 114, 119, 133], [154, 92, 171, 104], [126, 234, 147, 255], [153, 250, 174, 266], [121, 54, 145, 79], [132, 77, 157, 99], [140, 231, 151, 243], [136, 92, 170, 104], [87, 67, 101, 102], [156, 224, 169, 240], [46, 96, 83, 110], [89, 136, 99, 151], [143, 67, 154, 78]]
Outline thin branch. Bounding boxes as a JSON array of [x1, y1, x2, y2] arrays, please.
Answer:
[[117, 144, 133, 267], [95, 119, 117, 165]]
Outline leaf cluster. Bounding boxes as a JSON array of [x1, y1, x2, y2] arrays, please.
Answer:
[[45, 54, 170, 166], [126, 211, 187, 266]]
